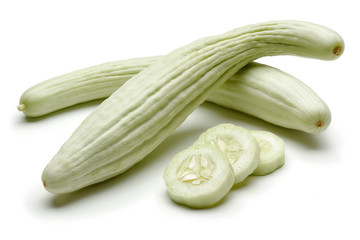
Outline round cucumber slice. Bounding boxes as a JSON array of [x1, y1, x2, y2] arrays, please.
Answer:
[[195, 124, 259, 184], [249, 130, 285, 176], [163, 144, 235, 208]]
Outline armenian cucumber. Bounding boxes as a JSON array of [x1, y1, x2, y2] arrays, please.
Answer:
[[207, 62, 332, 134], [17, 56, 158, 117]]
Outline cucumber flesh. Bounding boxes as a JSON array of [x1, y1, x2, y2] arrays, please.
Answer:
[[163, 144, 235, 208], [195, 124, 259, 184], [249, 130, 285, 176]]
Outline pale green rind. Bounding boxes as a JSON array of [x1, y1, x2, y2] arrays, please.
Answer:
[[18, 56, 158, 117], [207, 62, 332, 134], [163, 144, 235, 208], [41, 20, 345, 194], [194, 124, 259, 184], [249, 130, 285, 176]]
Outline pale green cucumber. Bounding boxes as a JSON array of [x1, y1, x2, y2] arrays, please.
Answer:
[[41, 21, 344, 194], [194, 124, 259, 184], [163, 144, 235, 208], [18, 59, 334, 134], [249, 130, 285, 176], [207, 62, 332, 134], [17, 56, 158, 117]]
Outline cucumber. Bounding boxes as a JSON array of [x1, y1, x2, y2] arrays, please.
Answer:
[[207, 62, 332, 134], [249, 130, 285, 176], [17, 56, 158, 117], [195, 124, 259, 184], [163, 144, 235, 208]]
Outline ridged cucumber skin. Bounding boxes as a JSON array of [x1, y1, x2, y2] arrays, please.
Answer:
[[207, 62, 332, 134], [18, 59, 332, 134], [41, 21, 344, 194], [18, 56, 158, 117], [163, 144, 235, 208], [19, 62, 336, 134]]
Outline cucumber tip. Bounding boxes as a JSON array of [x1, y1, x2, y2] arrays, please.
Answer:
[[333, 45, 343, 56], [17, 104, 26, 112], [316, 120, 324, 128]]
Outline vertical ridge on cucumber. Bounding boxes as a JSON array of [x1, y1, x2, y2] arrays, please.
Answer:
[[206, 62, 332, 134]]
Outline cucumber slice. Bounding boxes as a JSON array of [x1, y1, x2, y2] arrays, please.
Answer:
[[249, 130, 285, 176], [163, 144, 235, 208], [195, 124, 259, 184]]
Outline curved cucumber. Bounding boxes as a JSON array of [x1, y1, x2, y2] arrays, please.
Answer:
[[41, 21, 344, 194], [195, 124, 259, 184], [163, 144, 234, 208], [207, 62, 332, 134], [249, 130, 285, 176], [17, 56, 158, 117]]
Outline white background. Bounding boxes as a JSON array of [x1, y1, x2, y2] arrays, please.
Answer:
[[1, 0, 359, 239]]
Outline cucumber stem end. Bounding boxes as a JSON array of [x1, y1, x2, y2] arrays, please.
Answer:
[[333, 45, 343, 56], [316, 120, 324, 128]]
